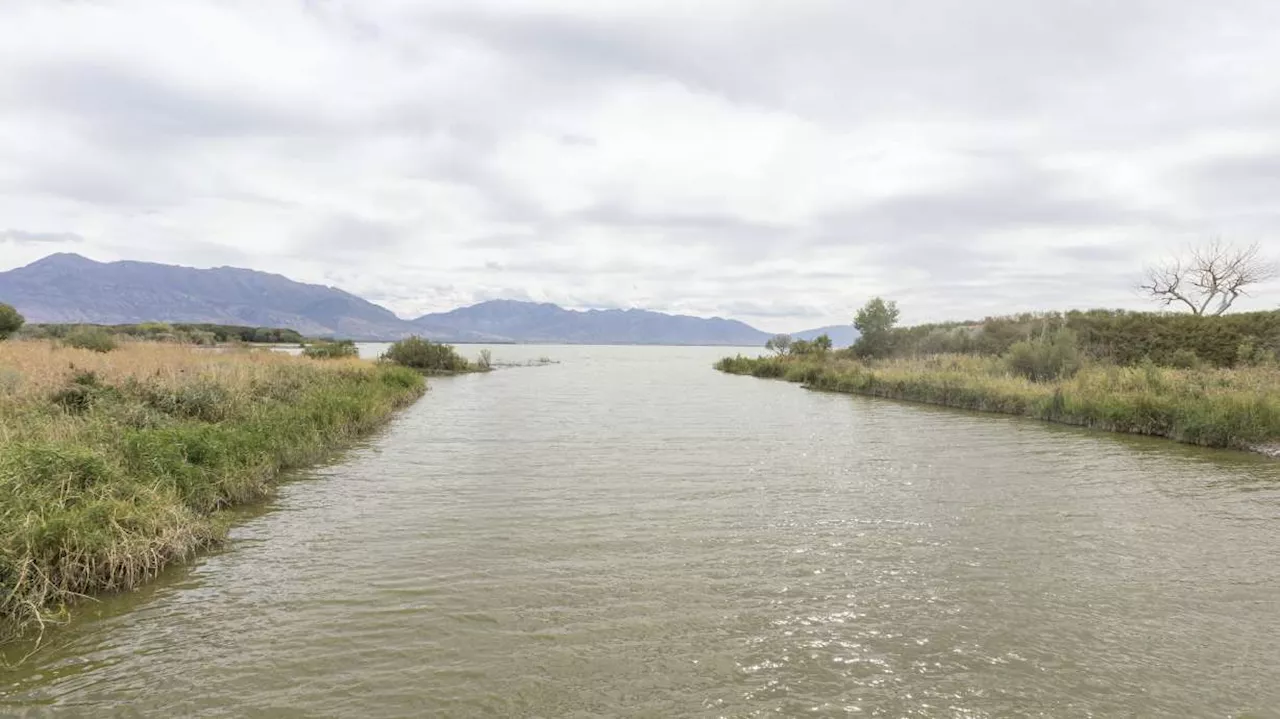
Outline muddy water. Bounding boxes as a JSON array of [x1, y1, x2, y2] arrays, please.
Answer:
[[4, 345, 1279, 717]]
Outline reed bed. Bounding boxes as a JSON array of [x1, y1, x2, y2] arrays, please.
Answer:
[[716, 353, 1280, 452], [0, 340, 425, 642]]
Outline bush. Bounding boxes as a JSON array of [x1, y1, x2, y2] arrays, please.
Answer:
[[1166, 348, 1206, 370], [477, 349, 493, 370], [382, 336, 470, 373], [302, 340, 359, 360], [64, 326, 118, 353], [0, 303, 24, 340], [1004, 328, 1082, 382]]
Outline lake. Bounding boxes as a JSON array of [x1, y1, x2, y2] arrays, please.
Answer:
[[3, 345, 1279, 717]]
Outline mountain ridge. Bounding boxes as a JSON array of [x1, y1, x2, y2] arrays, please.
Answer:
[[0, 253, 854, 346]]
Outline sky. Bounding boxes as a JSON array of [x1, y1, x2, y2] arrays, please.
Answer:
[[1, 0, 1278, 332]]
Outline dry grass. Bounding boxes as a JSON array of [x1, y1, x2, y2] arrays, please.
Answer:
[[0, 341, 352, 399], [0, 340, 425, 643], [717, 353, 1280, 451]]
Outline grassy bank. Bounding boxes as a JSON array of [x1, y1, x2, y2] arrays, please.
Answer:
[[0, 341, 425, 642], [717, 353, 1280, 452]]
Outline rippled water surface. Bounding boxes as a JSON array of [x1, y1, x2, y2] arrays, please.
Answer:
[[4, 345, 1280, 717]]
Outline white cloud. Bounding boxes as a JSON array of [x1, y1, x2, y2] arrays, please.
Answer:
[[1, 0, 1278, 330]]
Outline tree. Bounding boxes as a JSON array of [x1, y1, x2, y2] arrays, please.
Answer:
[[1139, 240, 1277, 316], [765, 334, 793, 356], [0, 303, 24, 340], [853, 297, 900, 358], [812, 334, 833, 353]]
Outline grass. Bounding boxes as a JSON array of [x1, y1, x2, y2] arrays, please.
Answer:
[[716, 353, 1280, 452], [0, 340, 425, 643]]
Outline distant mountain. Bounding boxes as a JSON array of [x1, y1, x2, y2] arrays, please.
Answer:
[[0, 254, 800, 345], [412, 300, 770, 345], [793, 324, 859, 347], [0, 253, 412, 338]]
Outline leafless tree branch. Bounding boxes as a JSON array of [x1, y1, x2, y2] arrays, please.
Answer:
[[1138, 240, 1277, 315]]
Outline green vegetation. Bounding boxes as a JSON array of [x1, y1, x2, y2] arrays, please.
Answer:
[[716, 352, 1280, 452], [766, 334, 833, 358], [0, 341, 424, 642], [63, 326, 119, 353], [382, 336, 484, 374], [20, 322, 306, 346], [0, 304, 23, 340], [879, 309, 1280, 368], [722, 284, 1280, 454], [765, 334, 792, 355], [302, 339, 359, 360], [1004, 328, 1082, 382], [853, 297, 900, 359]]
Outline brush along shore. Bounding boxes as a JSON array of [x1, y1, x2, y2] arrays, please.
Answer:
[[0, 341, 425, 642], [716, 353, 1280, 454]]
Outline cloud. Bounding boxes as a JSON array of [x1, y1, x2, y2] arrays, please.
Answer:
[[2, 0, 1279, 329], [0, 229, 85, 244]]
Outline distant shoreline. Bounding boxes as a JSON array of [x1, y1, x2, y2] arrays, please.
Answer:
[[717, 353, 1280, 458]]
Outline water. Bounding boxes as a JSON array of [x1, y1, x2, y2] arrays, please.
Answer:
[[4, 345, 1279, 717]]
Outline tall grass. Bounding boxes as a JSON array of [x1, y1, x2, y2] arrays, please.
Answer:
[[0, 341, 425, 642], [716, 354, 1280, 452]]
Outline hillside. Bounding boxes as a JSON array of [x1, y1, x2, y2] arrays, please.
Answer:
[[412, 300, 770, 345], [0, 253, 410, 338], [0, 254, 823, 345], [792, 324, 859, 347]]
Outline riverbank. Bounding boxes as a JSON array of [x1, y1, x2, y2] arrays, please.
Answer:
[[0, 341, 425, 642], [716, 354, 1280, 453]]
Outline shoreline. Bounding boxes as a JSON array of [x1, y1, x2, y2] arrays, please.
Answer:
[[0, 342, 427, 644], [717, 354, 1280, 457]]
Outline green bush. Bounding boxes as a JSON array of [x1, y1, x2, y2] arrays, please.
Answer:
[[1166, 348, 1206, 370], [20, 322, 306, 345], [64, 326, 119, 353], [302, 340, 359, 360], [0, 303, 23, 340], [1003, 328, 1082, 382], [880, 309, 1280, 368], [382, 336, 470, 373]]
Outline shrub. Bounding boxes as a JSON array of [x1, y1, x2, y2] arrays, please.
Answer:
[[50, 371, 117, 414], [0, 303, 23, 340], [302, 340, 359, 360], [383, 336, 470, 373], [1167, 348, 1205, 370], [1004, 328, 1082, 382], [138, 378, 236, 422], [64, 326, 118, 353], [477, 349, 493, 370]]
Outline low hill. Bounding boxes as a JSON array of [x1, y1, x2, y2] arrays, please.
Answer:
[[412, 300, 771, 345], [0, 254, 813, 345], [0, 253, 410, 338]]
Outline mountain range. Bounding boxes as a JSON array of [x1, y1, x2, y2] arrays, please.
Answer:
[[0, 253, 856, 346]]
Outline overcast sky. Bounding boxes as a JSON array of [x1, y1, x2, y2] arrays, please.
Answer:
[[1, 0, 1278, 330]]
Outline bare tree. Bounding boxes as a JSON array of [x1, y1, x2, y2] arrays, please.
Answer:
[[1139, 240, 1277, 316], [765, 334, 793, 355]]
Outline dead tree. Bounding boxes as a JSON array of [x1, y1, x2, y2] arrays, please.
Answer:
[[1139, 240, 1277, 316]]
